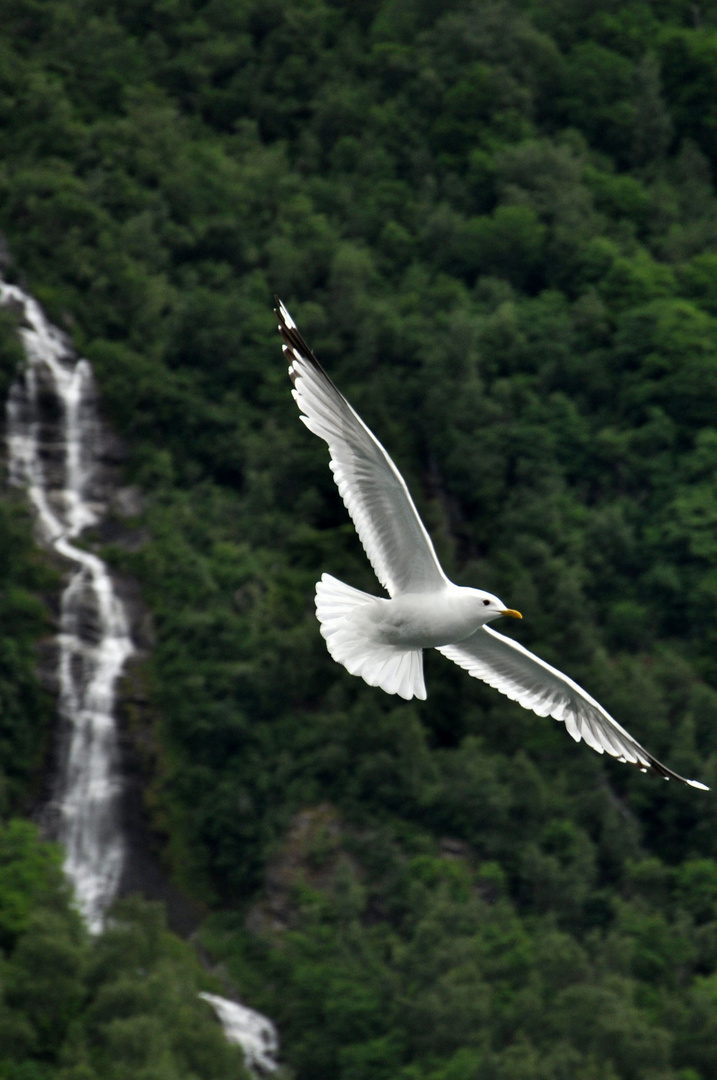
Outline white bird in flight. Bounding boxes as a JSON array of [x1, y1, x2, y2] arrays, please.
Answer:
[[275, 297, 708, 791]]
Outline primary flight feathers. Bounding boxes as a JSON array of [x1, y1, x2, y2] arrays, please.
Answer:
[[275, 296, 708, 791]]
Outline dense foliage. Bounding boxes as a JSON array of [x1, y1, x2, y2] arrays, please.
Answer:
[[4, 0, 717, 1076], [0, 819, 251, 1080]]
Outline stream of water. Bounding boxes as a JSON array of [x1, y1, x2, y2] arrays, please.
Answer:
[[2, 279, 131, 933], [1, 278, 279, 1074]]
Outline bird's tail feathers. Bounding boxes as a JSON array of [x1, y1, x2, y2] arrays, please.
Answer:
[[315, 572, 376, 625], [315, 574, 426, 701]]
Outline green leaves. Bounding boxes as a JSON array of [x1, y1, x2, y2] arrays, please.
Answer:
[[0, 858, 252, 1080], [0, 821, 69, 949], [5, 0, 717, 1077]]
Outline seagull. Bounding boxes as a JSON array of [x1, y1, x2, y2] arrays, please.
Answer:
[[275, 297, 708, 791]]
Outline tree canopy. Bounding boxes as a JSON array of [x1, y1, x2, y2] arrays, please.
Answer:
[[3, 0, 717, 1077]]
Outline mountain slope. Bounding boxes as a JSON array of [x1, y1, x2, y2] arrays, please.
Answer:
[[3, 1, 717, 1077]]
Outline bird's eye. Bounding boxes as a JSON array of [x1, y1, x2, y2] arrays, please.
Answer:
[[482, 599, 490, 606]]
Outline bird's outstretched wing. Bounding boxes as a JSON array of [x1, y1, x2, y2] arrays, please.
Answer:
[[438, 627, 708, 789], [276, 297, 448, 596]]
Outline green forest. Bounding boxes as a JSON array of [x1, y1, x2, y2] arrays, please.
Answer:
[[4, 0, 717, 1076]]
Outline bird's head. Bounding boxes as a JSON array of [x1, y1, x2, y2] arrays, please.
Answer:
[[468, 588, 523, 624]]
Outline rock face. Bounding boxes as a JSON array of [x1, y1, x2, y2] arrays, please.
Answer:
[[246, 803, 360, 936]]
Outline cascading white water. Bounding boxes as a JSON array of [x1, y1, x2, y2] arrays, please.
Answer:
[[200, 994, 280, 1075], [1, 277, 281, 1074], [1, 279, 133, 934]]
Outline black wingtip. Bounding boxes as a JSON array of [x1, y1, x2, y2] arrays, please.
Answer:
[[639, 750, 709, 790], [273, 297, 324, 369]]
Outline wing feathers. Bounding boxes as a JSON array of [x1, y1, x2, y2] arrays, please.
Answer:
[[276, 297, 448, 596], [438, 627, 708, 789]]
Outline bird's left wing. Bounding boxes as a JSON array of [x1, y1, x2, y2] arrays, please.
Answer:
[[275, 298, 449, 596], [437, 627, 708, 789]]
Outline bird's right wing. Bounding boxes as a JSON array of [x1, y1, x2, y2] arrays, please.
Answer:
[[276, 298, 448, 596], [437, 626, 708, 789]]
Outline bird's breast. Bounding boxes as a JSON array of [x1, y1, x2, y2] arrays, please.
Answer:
[[370, 590, 484, 649]]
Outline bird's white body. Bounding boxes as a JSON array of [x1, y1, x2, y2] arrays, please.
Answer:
[[275, 297, 708, 790], [315, 577, 511, 701], [361, 586, 505, 649]]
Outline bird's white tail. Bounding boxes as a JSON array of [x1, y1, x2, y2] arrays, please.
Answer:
[[315, 574, 426, 701]]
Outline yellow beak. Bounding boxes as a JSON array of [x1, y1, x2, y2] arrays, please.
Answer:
[[500, 609, 523, 619]]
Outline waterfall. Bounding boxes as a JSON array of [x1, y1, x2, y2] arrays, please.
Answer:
[[1, 279, 132, 934], [200, 994, 280, 1075], [1, 277, 280, 1075]]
